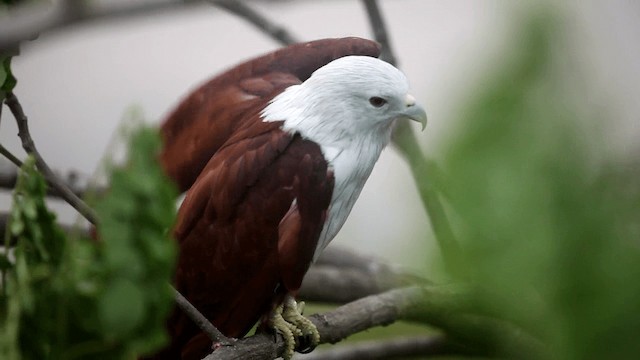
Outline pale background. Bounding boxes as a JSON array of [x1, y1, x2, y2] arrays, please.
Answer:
[[1, 0, 638, 273]]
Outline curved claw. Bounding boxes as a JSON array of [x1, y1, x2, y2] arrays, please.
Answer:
[[268, 295, 320, 359]]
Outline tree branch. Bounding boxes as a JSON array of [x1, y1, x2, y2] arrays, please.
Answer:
[[201, 285, 547, 360], [173, 286, 236, 346], [4, 91, 99, 224], [0, 156, 97, 199], [0, 0, 203, 52], [211, 0, 300, 45], [201, 286, 470, 360], [392, 123, 464, 277], [0, 144, 23, 169], [360, 0, 463, 278], [361, 0, 397, 66], [297, 335, 461, 360], [299, 264, 427, 304], [0, 0, 308, 52]]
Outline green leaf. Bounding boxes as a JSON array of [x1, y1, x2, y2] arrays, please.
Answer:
[[0, 56, 16, 94], [437, 10, 640, 360], [98, 279, 145, 336], [1, 126, 178, 358]]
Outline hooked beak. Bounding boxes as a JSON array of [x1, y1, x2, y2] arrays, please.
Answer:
[[400, 94, 427, 131]]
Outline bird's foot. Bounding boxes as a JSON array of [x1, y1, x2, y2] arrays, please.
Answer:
[[268, 295, 320, 359]]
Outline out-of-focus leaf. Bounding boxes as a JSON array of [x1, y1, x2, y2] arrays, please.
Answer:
[[1, 126, 178, 359], [98, 278, 145, 336], [437, 10, 640, 360], [0, 56, 16, 95]]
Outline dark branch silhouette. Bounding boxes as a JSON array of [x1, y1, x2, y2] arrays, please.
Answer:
[[4, 92, 99, 224], [202, 287, 471, 360], [212, 0, 300, 45]]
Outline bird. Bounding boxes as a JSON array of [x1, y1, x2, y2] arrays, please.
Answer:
[[151, 37, 427, 360]]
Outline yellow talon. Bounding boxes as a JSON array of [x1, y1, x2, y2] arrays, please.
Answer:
[[268, 295, 320, 359]]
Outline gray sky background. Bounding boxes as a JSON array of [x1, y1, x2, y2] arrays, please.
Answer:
[[1, 0, 638, 272]]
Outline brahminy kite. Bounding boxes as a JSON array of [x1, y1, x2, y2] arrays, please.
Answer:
[[151, 37, 427, 360]]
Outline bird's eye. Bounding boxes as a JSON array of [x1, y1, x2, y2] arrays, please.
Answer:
[[369, 96, 387, 108]]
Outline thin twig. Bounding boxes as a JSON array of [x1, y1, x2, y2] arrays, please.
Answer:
[[0, 156, 100, 199], [0, 144, 23, 168], [0, 0, 202, 51], [211, 0, 300, 45], [173, 286, 236, 346], [361, 0, 397, 66], [361, 0, 464, 277], [392, 123, 464, 277], [3, 92, 227, 347], [4, 92, 99, 224]]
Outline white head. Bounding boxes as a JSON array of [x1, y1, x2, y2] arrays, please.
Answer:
[[262, 56, 427, 148]]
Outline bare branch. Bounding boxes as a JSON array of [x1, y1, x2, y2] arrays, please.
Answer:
[[212, 0, 300, 45], [173, 286, 237, 346], [0, 157, 98, 199], [199, 285, 547, 360], [0, 0, 203, 51], [202, 287, 468, 360], [360, 0, 464, 277], [392, 122, 464, 278], [0, 144, 23, 169], [297, 335, 461, 360], [0, 0, 306, 52], [4, 92, 99, 224], [361, 0, 397, 66], [314, 246, 391, 272], [299, 265, 427, 304]]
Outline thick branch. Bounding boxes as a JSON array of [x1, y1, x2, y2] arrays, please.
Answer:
[[200, 285, 547, 360], [202, 287, 467, 360], [299, 264, 426, 304], [199, 283, 546, 359]]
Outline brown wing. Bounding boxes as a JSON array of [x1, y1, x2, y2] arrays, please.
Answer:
[[158, 116, 333, 360], [160, 37, 380, 192], [152, 37, 379, 359]]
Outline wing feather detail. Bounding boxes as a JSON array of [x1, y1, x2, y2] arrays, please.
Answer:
[[167, 123, 333, 359]]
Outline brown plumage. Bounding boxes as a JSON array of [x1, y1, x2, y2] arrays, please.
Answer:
[[150, 38, 382, 359]]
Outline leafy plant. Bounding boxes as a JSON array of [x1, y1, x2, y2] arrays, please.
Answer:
[[0, 127, 177, 359], [439, 12, 640, 360]]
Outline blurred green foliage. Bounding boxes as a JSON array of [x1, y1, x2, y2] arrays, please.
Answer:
[[0, 55, 17, 100], [0, 127, 177, 359], [439, 12, 640, 360]]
